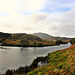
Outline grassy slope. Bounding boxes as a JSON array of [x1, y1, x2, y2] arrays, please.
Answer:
[[2, 39, 21, 46], [2, 39, 56, 47], [27, 44, 75, 75]]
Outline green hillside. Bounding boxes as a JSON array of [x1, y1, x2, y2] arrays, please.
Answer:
[[1, 33, 57, 47], [1, 33, 43, 47], [0, 32, 11, 43], [11, 33, 41, 41], [27, 44, 75, 75], [0, 32, 11, 38]]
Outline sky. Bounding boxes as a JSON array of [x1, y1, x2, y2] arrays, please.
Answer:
[[0, 0, 75, 37]]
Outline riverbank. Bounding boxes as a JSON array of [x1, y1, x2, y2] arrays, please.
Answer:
[[27, 44, 75, 75], [4, 43, 75, 75]]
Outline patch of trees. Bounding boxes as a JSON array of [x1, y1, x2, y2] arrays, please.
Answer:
[[0, 38, 6, 43], [6, 70, 13, 75], [56, 40, 67, 45], [20, 40, 30, 46], [70, 38, 75, 45], [37, 43, 43, 46]]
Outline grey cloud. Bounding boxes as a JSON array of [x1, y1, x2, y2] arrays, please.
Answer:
[[49, 10, 75, 37]]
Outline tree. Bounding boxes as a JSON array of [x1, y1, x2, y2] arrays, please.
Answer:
[[6, 70, 13, 75], [33, 42, 37, 46], [38, 43, 43, 46], [56, 40, 62, 45], [20, 40, 30, 46], [70, 39, 75, 45]]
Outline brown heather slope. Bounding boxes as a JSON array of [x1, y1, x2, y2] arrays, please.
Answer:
[[27, 44, 75, 75]]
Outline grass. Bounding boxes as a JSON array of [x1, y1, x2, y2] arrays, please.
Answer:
[[27, 44, 75, 75], [2, 39, 56, 47]]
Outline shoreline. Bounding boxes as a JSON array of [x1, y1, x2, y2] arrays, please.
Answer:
[[1, 43, 68, 48]]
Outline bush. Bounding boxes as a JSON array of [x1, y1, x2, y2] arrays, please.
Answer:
[[70, 39, 75, 45], [56, 40, 62, 45], [38, 43, 43, 46], [6, 70, 13, 75], [20, 40, 30, 46]]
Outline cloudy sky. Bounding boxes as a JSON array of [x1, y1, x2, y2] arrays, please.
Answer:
[[0, 0, 75, 37]]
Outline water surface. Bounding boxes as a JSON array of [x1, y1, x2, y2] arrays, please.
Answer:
[[0, 43, 71, 74]]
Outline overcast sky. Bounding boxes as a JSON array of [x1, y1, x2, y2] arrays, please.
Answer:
[[0, 0, 75, 37]]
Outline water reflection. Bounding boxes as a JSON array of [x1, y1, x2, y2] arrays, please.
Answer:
[[20, 47, 24, 51], [0, 46, 9, 49]]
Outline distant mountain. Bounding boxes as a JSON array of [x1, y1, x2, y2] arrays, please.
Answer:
[[53, 36, 70, 41], [33, 32, 53, 41], [0, 32, 71, 42], [33, 32, 71, 42]]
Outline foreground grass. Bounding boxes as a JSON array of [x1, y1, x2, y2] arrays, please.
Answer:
[[27, 44, 75, 75]]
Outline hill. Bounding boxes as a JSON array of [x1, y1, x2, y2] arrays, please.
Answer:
[[1, 33, 57, 47], [0, 32, 70, 47], [1, 33, 43, 47], [0, 32, 11, 38], [11, 33, 41, 41], [27, 44, 75, 75], [0, 32, 11, 43], [33, 32, 53, 41], [33, 32, 70, 42]]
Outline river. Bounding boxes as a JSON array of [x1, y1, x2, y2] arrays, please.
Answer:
[[0, 43, 71, 74]]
